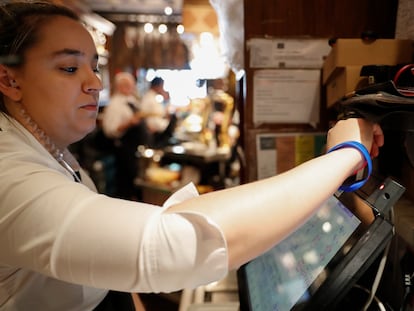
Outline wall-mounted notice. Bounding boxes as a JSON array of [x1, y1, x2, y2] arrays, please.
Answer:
[[247, 38, 330, 69], [253, 69, 321, 125]]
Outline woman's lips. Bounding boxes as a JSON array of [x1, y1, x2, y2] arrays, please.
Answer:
[[81, 103, 98, 111]]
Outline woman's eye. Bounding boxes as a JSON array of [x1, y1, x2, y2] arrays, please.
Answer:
[[61, 67, 77, 73]]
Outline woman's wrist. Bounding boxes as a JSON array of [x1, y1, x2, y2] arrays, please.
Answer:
[[327, 141, 372, 192]]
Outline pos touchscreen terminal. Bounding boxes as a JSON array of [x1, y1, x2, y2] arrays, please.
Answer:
[[237, 176, 405, 311]]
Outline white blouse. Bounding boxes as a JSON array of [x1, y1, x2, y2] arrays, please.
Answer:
[[101, 93, 139, 138], [0, 113, 228, 310]]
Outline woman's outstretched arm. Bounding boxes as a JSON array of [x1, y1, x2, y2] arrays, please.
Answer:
[[167, 118, 384, 269]]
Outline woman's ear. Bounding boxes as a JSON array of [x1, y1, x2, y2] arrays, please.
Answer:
[[0, 64, 22, 101]]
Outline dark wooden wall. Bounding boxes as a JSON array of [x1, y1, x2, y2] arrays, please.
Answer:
[[240, 0, 400, 182], [244, 0, 398, 39]]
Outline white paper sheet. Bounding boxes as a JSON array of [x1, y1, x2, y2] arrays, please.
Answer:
[[253, 69, 321, 125]]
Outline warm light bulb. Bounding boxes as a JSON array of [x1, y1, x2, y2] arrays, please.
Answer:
[[176, 24, 184, 34], [144, 23, 153, 33], [158, 24, 167, 34], [164, 6, 173, 15]]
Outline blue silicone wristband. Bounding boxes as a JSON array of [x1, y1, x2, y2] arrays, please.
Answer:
[[327, 141, 372, 192]]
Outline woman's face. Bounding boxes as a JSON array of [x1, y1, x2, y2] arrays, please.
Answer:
[[13, 16, 103, 148]]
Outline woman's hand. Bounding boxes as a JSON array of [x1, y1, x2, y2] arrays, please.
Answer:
[[326, 118, 384, 158]]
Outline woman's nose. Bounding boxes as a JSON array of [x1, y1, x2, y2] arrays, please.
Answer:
[[83, 71, 103, 93]]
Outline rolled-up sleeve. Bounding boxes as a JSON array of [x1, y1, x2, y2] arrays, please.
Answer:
[[138, 183, 228, 292], [139, 209, 228, 292]]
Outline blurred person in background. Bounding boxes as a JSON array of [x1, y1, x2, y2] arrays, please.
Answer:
[[140, 77, 177, 148], [102, 72, 151, 200]]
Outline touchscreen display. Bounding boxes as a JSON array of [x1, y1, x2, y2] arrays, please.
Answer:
[[243, 196, 361, 311]]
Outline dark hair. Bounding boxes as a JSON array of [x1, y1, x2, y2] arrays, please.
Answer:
[[0, 1, 79, 65], [0, 1, 79, 110], [150, 77, 164, 88]]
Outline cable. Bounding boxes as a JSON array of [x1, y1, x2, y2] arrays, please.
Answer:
[[393, 64, 414, 86], [399, 248, 414, 311], [354, 284, 387, 311], [399, 273, 413, 311], [362, 240, 392, 311], [393, 64, 414, 96]]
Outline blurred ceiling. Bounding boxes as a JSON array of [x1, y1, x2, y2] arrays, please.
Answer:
[[71, 0, 215, 34], [84, 0, 183, 15]]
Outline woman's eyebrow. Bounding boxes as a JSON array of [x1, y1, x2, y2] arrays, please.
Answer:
[[52, 48, 83, 57], [52, 48, 99, 61]]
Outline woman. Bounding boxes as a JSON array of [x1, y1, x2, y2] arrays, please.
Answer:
[[0, 1, 383, 310]]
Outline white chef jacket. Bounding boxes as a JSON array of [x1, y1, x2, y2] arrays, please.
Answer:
[[0, 113, 228, 310], [139, 89, 169, 133], [101, 94, 139, 138]]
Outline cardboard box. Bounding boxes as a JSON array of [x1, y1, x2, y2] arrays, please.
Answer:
[[325, 66, 369, 107], [323, 39, 414, 84]]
